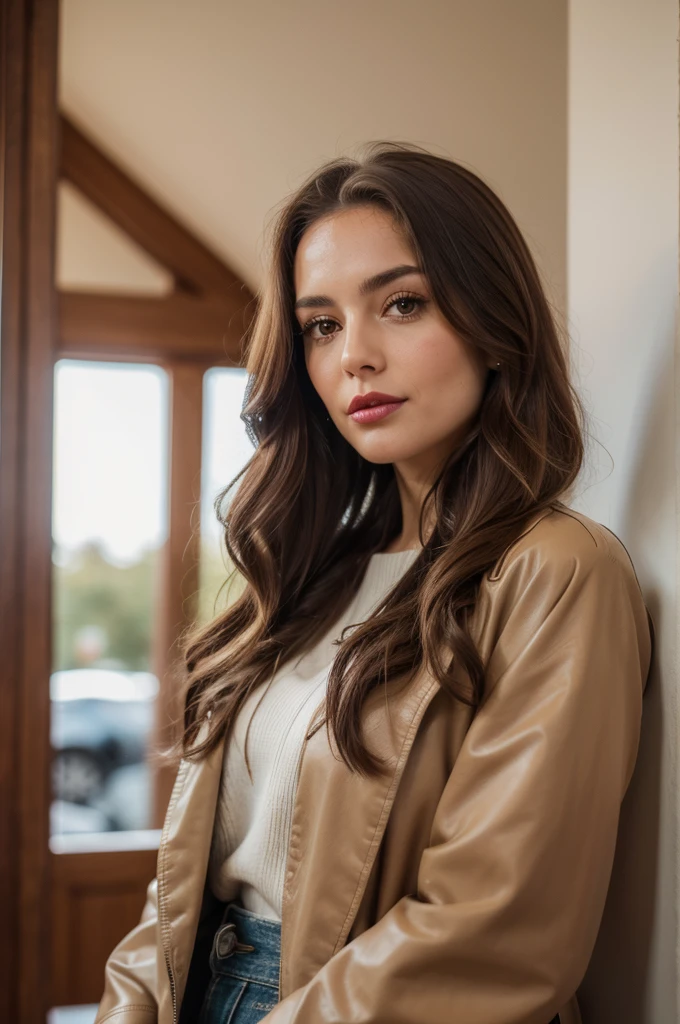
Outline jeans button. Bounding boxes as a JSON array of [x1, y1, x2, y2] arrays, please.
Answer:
[[215, 922, 238, 958]]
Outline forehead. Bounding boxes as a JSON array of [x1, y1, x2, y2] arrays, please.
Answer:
[[293, 205, 414, 295]]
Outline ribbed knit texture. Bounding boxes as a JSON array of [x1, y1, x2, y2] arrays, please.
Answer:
[[208, 547, 421, 921]]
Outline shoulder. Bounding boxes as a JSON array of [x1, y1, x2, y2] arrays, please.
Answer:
[[470, 504, 652, 675], [487, 502, 640, 587]]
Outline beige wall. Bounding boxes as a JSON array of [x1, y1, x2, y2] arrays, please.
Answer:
[[567, 1, 679, 1021], [59, 0, 567, 313], [56, 181, 172, 294]]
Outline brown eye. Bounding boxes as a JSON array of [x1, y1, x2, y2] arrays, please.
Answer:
[[300, 316, 339, 341], [385, 294, 426, 319]]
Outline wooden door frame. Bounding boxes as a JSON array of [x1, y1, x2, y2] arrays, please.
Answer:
[[0, 0, 60, 1021], [1, 5, 255, 1013]]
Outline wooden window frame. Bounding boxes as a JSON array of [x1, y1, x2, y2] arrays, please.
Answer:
[[0, 14, 254, 1012], [55, 114, 255, 828]]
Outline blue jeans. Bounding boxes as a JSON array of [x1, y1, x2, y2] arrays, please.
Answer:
[[195, 900, 562, 1024], [198, 901, 281, 1024]]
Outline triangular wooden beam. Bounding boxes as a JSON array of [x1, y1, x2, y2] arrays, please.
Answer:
[[58, 115, 257, 361], [59, 114, 249, 298]]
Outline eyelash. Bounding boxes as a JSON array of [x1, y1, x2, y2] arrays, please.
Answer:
[[298, 291, 428, 342]]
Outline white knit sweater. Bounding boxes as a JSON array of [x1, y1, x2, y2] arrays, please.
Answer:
[[208, 547, 421, 920]]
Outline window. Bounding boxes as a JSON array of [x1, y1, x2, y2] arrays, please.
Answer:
[[50, 360, 169, 836], [198, 367, 251, 623]]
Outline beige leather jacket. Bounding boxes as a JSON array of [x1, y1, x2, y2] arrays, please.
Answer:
[[94, 505, 653, 1024]]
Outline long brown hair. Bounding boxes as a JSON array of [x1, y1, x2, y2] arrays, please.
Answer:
[[180, 142, 586, 778]]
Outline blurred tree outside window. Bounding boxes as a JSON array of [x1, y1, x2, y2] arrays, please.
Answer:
[[53, 542, 156, 671]]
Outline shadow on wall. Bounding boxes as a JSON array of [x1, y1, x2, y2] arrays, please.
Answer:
[[578, 625, 663, 1021], [578, 259, 673, 1021]]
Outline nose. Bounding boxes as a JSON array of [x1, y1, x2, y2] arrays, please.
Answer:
[[339, 314, 385, 376]]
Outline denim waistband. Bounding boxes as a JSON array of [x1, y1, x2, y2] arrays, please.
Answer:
[[209, 902, 281, 988], [212, 903, 562, 1019]]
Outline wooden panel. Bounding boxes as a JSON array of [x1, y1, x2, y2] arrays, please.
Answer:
[[59, 290, 251, 363], [20, 0, 60, 1014], [0, 0, 28, 1015], [0, 0, 60, 1021], [60, 114, 253, 301], [51, 846, 158, 1007]]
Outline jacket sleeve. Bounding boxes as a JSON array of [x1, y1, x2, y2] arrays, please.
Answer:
[[264, 528, 653, 1024], [93, 876, 159, 1023]]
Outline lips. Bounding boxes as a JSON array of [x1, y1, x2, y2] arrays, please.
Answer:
[[347, 391, 406, 415]]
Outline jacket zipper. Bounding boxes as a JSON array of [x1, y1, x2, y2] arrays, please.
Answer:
[[162, 944, 177, 1024], [158, 842, 178, 1024], [158, 759, 190, 1024]]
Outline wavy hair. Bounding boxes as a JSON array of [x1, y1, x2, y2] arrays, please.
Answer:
[[179, 142, 586, 778]]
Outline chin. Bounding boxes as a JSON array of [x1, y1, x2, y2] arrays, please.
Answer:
[[352, 443, 423, 466]]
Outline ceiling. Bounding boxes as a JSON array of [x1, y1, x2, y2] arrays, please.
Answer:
[[58, 0, 567, 309]]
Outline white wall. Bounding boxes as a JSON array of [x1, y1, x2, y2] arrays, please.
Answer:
[[567, 1, 679, 1020]]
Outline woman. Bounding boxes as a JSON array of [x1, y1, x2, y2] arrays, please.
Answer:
[[94, 143, 653, 1024]]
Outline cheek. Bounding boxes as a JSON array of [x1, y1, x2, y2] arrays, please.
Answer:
[[403, 326, 485, 406], [304, 344, 332, 401]]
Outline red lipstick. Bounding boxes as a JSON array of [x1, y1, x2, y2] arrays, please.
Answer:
[[347, 391, 407, 424]]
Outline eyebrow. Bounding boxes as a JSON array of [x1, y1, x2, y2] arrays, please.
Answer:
[[294, 264, 422, 312]]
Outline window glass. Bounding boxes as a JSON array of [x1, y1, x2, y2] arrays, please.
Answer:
[[199, 367, 252, 624], [51, 359, 169, 836]]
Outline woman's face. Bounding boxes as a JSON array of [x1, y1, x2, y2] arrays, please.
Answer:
[[294, 204, 493, 480]]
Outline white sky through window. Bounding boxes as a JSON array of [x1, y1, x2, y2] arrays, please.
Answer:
[[52, 361, 253, 566], [52, 360, 169, 565], [201, 368, 252, 544]]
